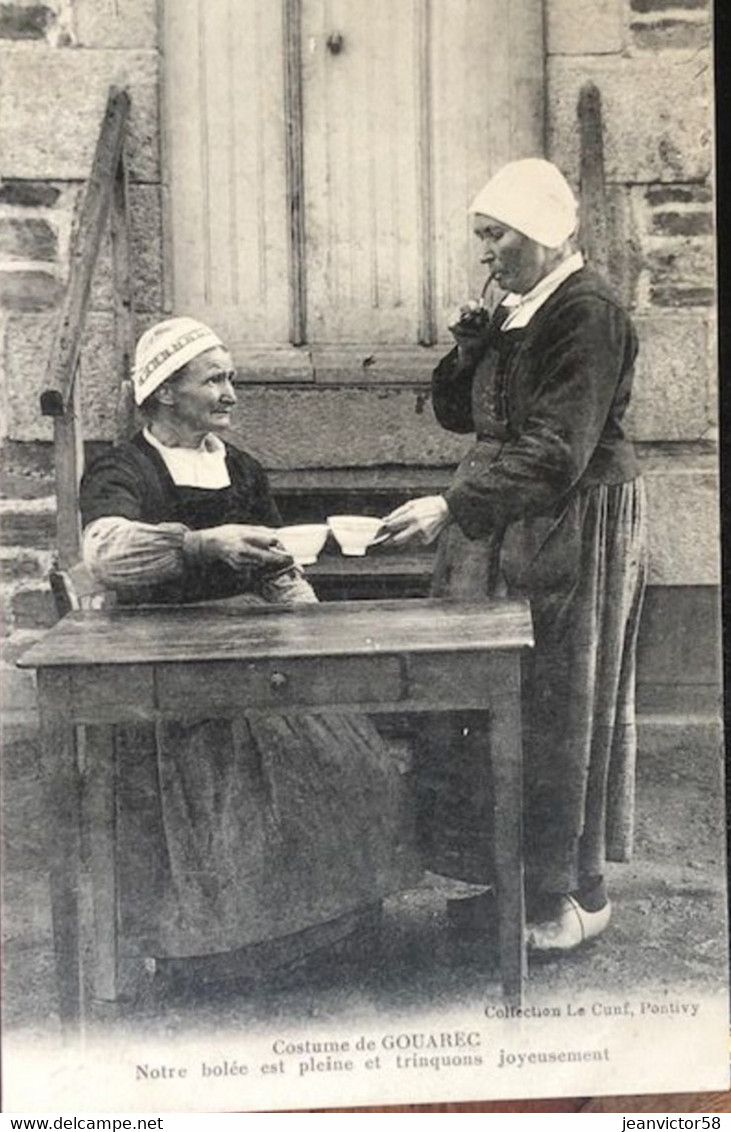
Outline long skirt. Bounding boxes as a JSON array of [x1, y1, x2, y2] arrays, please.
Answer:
[[115, 711, 415, 958], [422, 478, 648, 898]]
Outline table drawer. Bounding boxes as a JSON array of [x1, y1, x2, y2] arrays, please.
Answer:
[[155, 654, 404, 714], [405, 651, 521, 706]]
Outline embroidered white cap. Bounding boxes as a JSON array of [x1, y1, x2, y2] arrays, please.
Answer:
[[469, 159, 578, 249], [133, 317, 224, 405]]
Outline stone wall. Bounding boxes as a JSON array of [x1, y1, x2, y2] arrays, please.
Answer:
[[546, 0, 717, 591], [544, 0, 719, 715], [0, 0, 719, 717], [0, 0, 164, 652]]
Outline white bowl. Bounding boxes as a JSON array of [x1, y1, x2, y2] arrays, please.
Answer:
[[276, 524, 329, 565], [327, 515, 384, 557]]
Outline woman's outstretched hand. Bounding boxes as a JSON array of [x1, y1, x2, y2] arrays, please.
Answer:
[[189, 524, 294, 570], [378, 496, 449, 548]]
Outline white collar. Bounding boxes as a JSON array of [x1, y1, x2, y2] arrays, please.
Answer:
[[144, 428, 226, 455], [500, 251, 584, 330], [143, 427, 230, 488]]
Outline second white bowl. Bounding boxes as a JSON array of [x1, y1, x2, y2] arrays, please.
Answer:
[[327, 515, 384, 557]]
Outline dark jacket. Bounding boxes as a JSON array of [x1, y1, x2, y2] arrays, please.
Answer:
[[434, 266, 640, 544]]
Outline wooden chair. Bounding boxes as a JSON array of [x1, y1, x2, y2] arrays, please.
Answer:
[[48, 561, 111, 617], [47, 379, 136, 619], [41, 87, 135, 611]]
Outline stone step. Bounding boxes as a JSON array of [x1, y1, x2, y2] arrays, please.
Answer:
[[0, 495, 56, 551]]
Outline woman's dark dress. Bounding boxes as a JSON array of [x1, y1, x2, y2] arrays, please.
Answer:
[[423, 266, 647, 900], [80, 435, 414, 958]]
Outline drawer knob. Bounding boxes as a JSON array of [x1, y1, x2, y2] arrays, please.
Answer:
[[270, 671, 288, 689]]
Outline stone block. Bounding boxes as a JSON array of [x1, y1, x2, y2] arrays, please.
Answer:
[[547, 0, 624, 55], [642, 459, 720, 584], [646, 234, 715, 276], [0, 217, 57, 261], [626, 314, 715, 441], [0, 180, 61, 208], [0, 661, 39, 724], [631, 18, 711, 52], [646, 184, 713, 206], [631, 0, 708, 10], [0, 307, 7, 440], [0, 2, 54, 40], [310, 345, 445, 385], [646, 239, 716, 307], [0, 549, 47, 582], [4, 311, 122, 441], [0, 0, 73, 45], [0, 499, 56, 548], [0, 587, 13, 634], [0, 270, 61, 310], [649, 210, 713, 237], [638, 718, 723, 763], [637, 584, 720, 689], [0, 49, 160, 182], [89, 184, 163, 313], [649, 283, 715, 307], [0, 441, 55, 498], [227, 387, 470, 470], [548, 56, 713, 183], [73, 0, 158, 49], [10, 584, 56, 629]]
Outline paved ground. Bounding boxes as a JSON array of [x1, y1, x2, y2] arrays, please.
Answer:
[[1, 721, 727, 1044]]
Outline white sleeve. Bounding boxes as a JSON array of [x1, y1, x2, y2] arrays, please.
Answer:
[[84, 517, 320, 603], [83, 516, 191, 588]]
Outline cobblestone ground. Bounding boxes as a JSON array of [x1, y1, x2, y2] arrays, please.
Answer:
[[2, 725, 727, 1043]]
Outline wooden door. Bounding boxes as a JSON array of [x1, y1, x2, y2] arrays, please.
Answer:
[[164, 0, 544, 367], [165, 0, 291, 351]]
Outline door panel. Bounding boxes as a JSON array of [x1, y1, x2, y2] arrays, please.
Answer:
[[165, 0, 290, 347], [301, 0, 422, 343]]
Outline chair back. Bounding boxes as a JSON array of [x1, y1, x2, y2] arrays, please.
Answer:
[[49, 561, 116, 618]]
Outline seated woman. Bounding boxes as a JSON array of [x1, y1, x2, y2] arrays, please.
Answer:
[[80, 317, 414, 965]]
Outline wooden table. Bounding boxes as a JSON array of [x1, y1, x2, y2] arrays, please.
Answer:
[[19, 596, 533, 1030]]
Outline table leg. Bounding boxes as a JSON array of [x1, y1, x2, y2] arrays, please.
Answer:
[[485, 689, 526, 1007], [83, 724, 119, 1003], [38, 681, 83, 1032]]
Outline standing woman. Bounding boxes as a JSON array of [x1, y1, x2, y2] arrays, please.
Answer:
[[382, 159, 647, 952]]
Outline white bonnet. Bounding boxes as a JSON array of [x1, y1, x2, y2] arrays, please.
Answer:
[[469, 158, 578, 249], [133, 317, 224, 406]]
